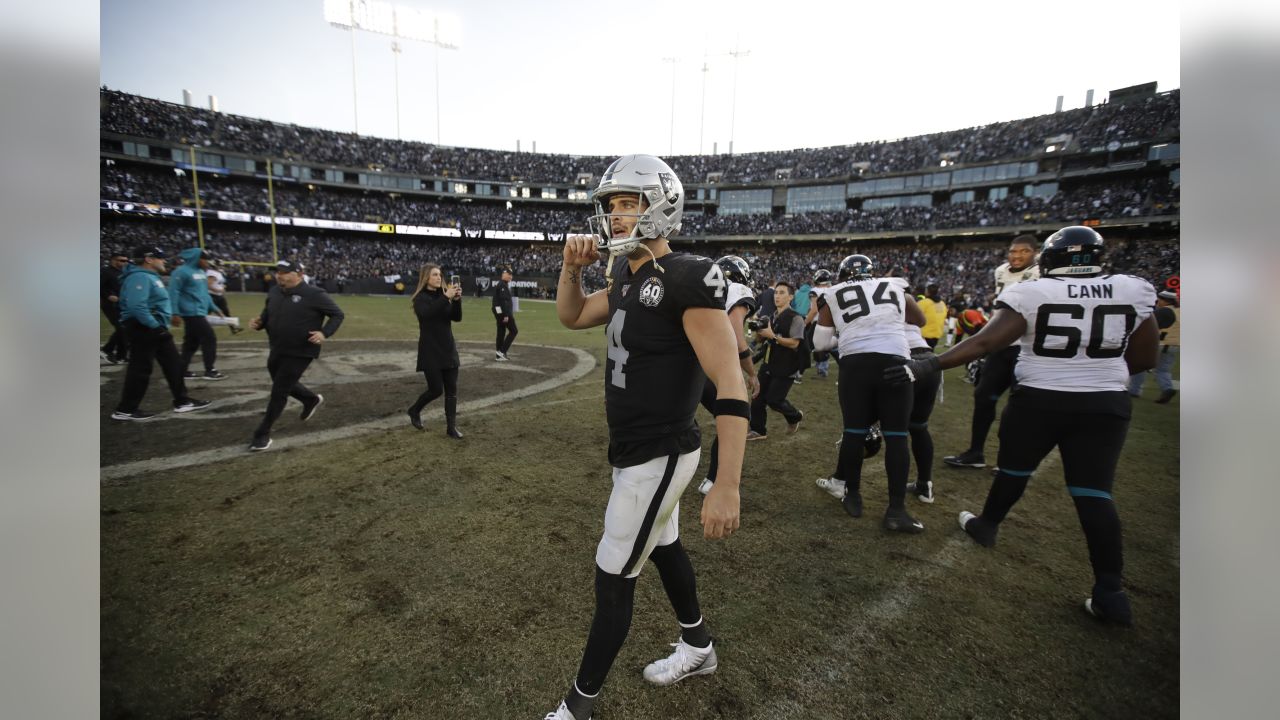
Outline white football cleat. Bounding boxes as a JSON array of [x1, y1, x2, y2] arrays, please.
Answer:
[[815, 476, 846, 499], [697, 478, 714, 495], [543, 700, 587, 720], [642, 639, 718, 686]]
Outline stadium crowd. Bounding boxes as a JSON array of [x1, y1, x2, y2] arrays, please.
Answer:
[[100, 216, 1178, 304], [102, 161, 1178, 237], [101, 88, 1178, 183]]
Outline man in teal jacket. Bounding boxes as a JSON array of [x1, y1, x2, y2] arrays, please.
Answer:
[[112, 246, 211, 421], [170, 247, 225, 381]]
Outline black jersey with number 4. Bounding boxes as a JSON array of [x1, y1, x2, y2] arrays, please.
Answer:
[[604, 252, 725, 467]]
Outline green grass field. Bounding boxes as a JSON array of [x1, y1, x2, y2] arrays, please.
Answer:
[[101, 292, 1179, 719]]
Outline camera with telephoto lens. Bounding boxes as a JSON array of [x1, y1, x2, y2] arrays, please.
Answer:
[[746, 315, 771, 332]]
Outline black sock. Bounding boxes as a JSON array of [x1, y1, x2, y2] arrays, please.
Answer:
[[884, 435, 910, 509], [680, 618, 711, 648], [980, 473, 1030, 525], [573, 567, 636, 697], [1072, 496, 1124, 591], [909, 425, 933, 485], [649, 540, 704, 633], [564, 681, 597, 720], [969, 395, 997, 453]]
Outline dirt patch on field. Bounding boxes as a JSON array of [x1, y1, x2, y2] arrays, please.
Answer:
[[99, 340, 584, 466]]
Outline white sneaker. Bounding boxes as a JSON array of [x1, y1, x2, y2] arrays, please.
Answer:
[[495, 351, 509, 362], [543, 700, 587, 720], [815, 477, 847, 499], [697, 478, 714, 495], [642, 639, 718, 686]]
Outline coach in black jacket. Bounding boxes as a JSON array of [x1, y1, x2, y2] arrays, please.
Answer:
[[492, 267, 517, 360], [100, 250, 130, 363], [246, 260, 345, 451], [408, 264, 464, 438]]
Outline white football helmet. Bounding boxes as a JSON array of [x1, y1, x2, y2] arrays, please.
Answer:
[[588, 154, 684, 257]]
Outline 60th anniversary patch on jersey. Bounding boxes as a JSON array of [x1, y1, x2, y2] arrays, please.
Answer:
[[639, 277, 665, 307]]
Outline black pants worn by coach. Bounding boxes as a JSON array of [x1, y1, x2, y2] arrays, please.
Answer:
[[180, 315, 218, 374], [409, 367, 459, 425], [973, 387, 1132, 597], [254, 353, 319, 440], [116, 322, 192, 413], [496, 316, 518, 355], [834, 352, 913, 508], [749, 368, 802, 435]]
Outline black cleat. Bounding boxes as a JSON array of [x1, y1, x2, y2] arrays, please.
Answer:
[[883, 507, 925, 533], [958, 511, 998, 547], [300, 394, 324, 421], [1155, 389, 1176, 404], [446, 425, 464, 440], [173, 399, 212, 413], [943, 449, 986, 468], [841, 491, 863, 519], [248, 436, 272, 452], [202, 369, 227, 381], [1084, 587, 1134, 627], [111, 410, 155, 421], [408, 408, 424, 430]]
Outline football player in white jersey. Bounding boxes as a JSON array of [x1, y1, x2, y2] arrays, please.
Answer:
[[804, 269, 835, 378], [698, 255, 760, 495], [811, 254, 928, 533], [943, 235, 1040, 469], [549, 155, 748, 720], [885, 226, 1160, 625]]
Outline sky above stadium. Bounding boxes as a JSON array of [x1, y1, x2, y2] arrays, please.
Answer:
[[100, 0, 1180, 158]]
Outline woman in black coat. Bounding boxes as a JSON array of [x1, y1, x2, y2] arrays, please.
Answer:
[[408, 263, 464, 438]]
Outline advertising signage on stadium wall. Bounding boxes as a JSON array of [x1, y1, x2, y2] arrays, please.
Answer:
[[253, 214, 291, 225], [486, 229, 546, 241], [395, 224, 463, 238], [291, 217, 384, 232], [173, 161, 231, 176], [216, 211, 252, 222], [101, 200, 196, 218]]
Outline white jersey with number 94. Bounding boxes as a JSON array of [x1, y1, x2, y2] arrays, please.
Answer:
[[995, 274, 1155, 392], [823, 276, 911, 358]]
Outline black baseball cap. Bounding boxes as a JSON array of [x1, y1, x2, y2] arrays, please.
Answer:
[[132, 245, 165, 261], [275, 260, 304, 274]]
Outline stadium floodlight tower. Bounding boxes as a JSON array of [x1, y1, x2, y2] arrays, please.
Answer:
[[324, 0, 461, 142]]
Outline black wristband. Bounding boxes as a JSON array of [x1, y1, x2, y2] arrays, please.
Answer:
[[738, 348, 751, 359], [712, 399, 750, 419]]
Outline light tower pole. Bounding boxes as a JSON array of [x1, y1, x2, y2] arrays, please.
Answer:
[[727, 41, 750, 155], [663, 57, 677, 155]]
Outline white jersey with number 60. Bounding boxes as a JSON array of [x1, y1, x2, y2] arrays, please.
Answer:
[[824, 276, 911, 358], [995, 275, 1155, 392]]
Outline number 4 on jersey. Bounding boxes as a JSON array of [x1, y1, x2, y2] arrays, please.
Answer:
[[703, 264, 726, 299], [606, 310, 629, 388]]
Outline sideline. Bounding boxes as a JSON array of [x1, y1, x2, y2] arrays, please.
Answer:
[[100, 344, 596, 482]]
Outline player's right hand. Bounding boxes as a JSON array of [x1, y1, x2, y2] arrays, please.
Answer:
[[563, 234, 602, 268]]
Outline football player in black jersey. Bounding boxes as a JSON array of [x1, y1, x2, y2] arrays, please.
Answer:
[[546, 155, 749, 720], [885, 227, 1160, 625]]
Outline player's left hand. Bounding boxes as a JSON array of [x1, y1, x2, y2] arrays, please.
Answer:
[[308, 331, 325, 345], [700, 482, 740, 540], [746, 374, 761, 400]]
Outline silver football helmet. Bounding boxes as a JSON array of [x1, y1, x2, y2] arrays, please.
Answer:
[[588, 154, 684, 257]]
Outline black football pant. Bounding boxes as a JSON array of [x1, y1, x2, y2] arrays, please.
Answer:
[[101, 301, 129, 359], [179, 315, 218, 374], [254, 353, 318, 439], [835, 353, 913, 509], [410, 367, 459, 425], [116, 323, 192, 413], [966, 345, 1019, 454], [496, 316, 518, 354], [749, 367, 802, 435], [977, 388, 1131, 592], [210, 294, 231, 317], [909, 348, 942, 487]]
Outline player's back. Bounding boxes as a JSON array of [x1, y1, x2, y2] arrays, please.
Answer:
[[997, 274, 1155, 392], [825, 276, 910, 357]]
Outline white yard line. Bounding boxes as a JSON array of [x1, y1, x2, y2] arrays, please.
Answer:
[[100, 344, 596, 483]]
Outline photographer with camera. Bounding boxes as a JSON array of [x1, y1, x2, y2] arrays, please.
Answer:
[[747, 281, 806, 440]]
